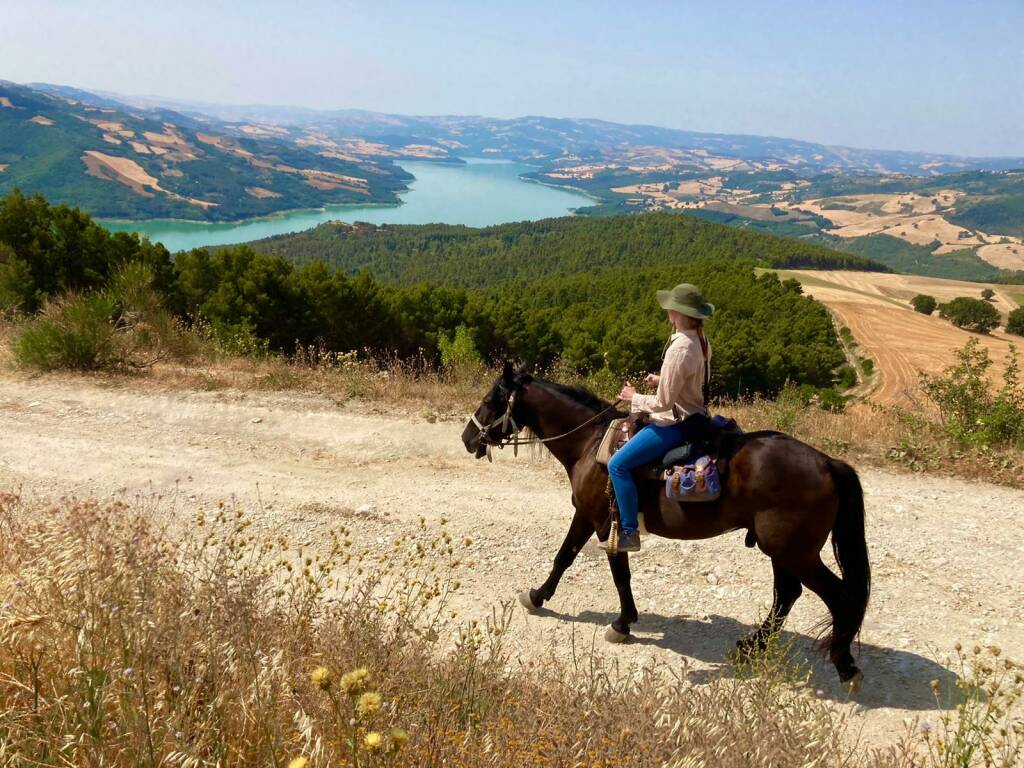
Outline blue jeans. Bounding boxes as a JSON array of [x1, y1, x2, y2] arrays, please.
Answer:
[[608, 417, 708, 532]]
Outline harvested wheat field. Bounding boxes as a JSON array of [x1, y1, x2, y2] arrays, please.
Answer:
[[82, 150, 162, 196], [979, 242, 1024, 271], [781, 270, 1023, 406], [784, 197, 986, 249], [81, 150, 217, 208], [0, 372, 1021, 750]]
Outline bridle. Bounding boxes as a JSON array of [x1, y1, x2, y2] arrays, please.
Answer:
[[470, 387, 622, 461]]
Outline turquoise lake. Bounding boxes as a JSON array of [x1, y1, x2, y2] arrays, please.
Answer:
[[101, 159, 593, 252]]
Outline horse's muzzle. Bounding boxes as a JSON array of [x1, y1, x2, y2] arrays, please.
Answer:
[[462, 421, 487, 458]]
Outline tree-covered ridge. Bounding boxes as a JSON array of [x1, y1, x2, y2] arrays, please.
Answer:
[[0, 82, 411, 222], [2, 191, 854, 396], [247, 213, 886, 288]]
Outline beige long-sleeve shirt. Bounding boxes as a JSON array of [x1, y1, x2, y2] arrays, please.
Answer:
[[630, 329, 709, 426]]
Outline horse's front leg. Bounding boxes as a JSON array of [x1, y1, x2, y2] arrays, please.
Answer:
[[604, 551, 639, 642], [519, 508, 594, 612]]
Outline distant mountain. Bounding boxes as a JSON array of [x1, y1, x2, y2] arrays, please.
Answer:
[[0, 81, 410, 221], [72, 86, 1024, 176]]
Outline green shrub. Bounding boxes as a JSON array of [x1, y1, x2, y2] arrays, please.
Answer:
[[981, 287, 995, 301], [860, 358, 874, 376], [921, 338, 1024, 448], [438, 325, 482, 371], [195, 319, 271, 359], [836, 365, 858, 390], [106, 262, 177, 357], [911, 294, 937, 315], [0, 243, 34, 317], [766, 385, 807, 433], [939, 296, 1001, 334], [1008, 307, 1024, 337], [13, 293, 121, 371], [816, 388, 848, 413]]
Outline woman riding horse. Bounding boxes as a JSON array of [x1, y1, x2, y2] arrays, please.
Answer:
[[461, 292, 871, 689], [610, 283, 715, 552]]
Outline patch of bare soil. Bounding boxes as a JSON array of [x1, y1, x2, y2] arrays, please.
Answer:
[[81, 151, 217, 208], [245, 186, 282, 199], [0, 373, 1020, 749]]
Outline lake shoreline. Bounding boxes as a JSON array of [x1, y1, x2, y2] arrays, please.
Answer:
[[100, 159, 594, 251], [97, 198, 404, 228]]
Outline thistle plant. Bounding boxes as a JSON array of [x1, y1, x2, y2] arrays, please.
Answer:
[[921, 644, 1023, 768]]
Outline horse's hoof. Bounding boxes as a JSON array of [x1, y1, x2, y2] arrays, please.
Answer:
[[843, 670, 864, 696], [605, 625, 629, 644], [518, 590, 539, 613]]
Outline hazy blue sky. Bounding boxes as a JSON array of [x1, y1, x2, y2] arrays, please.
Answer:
[[2, 0, 1022, 156]]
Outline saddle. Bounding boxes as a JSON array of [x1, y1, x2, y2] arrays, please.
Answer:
[[596, 413, 740, 509], [596, 413, 740, 476]]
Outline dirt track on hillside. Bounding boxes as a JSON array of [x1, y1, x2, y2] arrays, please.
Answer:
[[1, 373, 1022, 748]]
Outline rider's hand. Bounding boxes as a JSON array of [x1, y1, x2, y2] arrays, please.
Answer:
[[618, 382, 636, 402], [644, 373, 660, 387]]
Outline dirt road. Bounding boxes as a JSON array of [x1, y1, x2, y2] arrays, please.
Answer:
[[1, 372, 1022, 747]]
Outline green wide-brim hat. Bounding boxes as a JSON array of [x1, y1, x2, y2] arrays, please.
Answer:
[[656, 283, 715, 319]]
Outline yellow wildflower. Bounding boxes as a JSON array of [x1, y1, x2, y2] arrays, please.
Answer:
[[340, 667, 371, 695], [310, 666, 332, 691], [356, 691, 383, 718], [287, 758, 309, 768], [364, 731, 383, 751], [390, 728, 409, 751]]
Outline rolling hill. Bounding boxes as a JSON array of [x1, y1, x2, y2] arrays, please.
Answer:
[[77, 86, 1024, 176], [0, 81, 411, 221]]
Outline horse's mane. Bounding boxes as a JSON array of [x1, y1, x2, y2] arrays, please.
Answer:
[[533, 378, 625, 424]]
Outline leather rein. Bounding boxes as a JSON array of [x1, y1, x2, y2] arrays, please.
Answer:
[[471, 390, 623, 461]]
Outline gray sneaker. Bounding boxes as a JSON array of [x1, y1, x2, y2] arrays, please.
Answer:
[[617, 528, 641, 552]]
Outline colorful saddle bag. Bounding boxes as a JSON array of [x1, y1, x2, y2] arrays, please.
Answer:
[[663, 455, 721, 502]]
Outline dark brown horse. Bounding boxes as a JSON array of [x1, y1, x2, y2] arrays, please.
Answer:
[[462, 363, 871, 688]]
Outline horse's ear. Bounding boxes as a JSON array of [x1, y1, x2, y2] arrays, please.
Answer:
[[501, 360, 515, 382], [513, 363, 533, 388]]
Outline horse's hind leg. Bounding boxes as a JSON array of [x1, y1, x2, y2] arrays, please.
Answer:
[[794, 558, 861, 686], [737, 559, 802, 654], [604, 551, 639, 642], [519, 509, 593, 612]]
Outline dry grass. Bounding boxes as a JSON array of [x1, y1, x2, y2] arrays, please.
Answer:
[[0, 491, 1009, 768], [1, 493, 1019, 766]]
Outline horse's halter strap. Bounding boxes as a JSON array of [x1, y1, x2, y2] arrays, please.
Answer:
[[473, 390, 521, 461], [471, 389, 622, 462]]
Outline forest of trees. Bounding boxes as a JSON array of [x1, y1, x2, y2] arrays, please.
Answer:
[[1, 191, 869, 396], [248, 213, 886, 286]]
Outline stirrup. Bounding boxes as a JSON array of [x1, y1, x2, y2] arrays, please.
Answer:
[[604, 520, 620, 555]]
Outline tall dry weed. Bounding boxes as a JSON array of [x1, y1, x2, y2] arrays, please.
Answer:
[[1, 493, 1020, 766]]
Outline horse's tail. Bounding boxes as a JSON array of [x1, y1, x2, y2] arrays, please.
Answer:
[[826, 459, 871, 653]]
